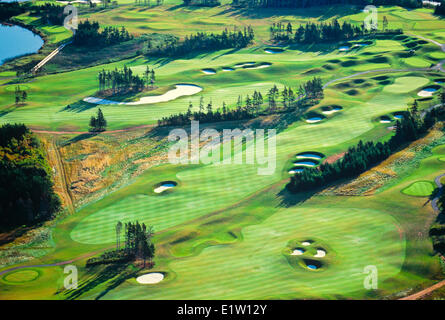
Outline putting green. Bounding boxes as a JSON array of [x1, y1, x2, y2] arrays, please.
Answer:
[[2, 269, 40, 284], [401, 181, 435, 197], [383, 76, 429, 93], [403, 57, 431, 68], [102, 207, 405, 299]]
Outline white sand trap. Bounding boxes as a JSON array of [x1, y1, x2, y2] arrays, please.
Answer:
[[83, 84, 202, 105], [314, 249, 326, 258], [154, 183, 176, 193], [302, 241, 311, 246], [136, 273, 164, 284], [154, 186, 173, 193], [417, 88, 437, 97], [306, 117, 323, 123], [234, 62, 255, 68], [380, 120, 392, 123], [202, 69, 216, 75], [291, 249, 304, 256], [322, 109, 340, 115], [245, 64, 272, 70], [339, 46, 350, 51]]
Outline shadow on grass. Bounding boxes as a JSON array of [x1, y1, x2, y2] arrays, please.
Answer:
[[60, 132, 98, 147], [212, 5, 360, 20], [62, 264, 128, 300], [60, 101, 98, 113], [276, 186, 316, 208]]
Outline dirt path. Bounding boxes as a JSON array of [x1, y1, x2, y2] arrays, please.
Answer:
[[400, 173, 445, 300], [49, 138, 75, 214], [0, 247, 110, 277], [31, 124, 154, 135]]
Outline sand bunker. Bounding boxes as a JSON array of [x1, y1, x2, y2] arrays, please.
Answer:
[[83, 84, 202, 105], [393, 113, 404, 120], [264, 48, 284, 54], [339, 46, 350, 51], [380, 116, 392, 123], [321, 106, 342, 115], [304, 259, 322, 270], [296, 153, 323, 160], [154, 181, 177, 193], [289, 168, 304, 174], [291, 248, 305, 256], [418, 87, 438, 97], [294, 160, 318, 167], [301, 241, 312, 246], [234, 62, 255, 68], [202, 68, 216, 75], [136, 273, 164, 284], [243, 63, 272, 70], [306, 117, 323, 123], [314, 249, 326, 258], [222, 67, 234, 71]]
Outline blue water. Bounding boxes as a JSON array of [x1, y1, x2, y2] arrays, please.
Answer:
[[308, 117, 322, 121], [0, 24, 43, 65], [339, 46, 350, 51], [394, 115, 403, 119], [423, 87, 438, 92], [297, 153, 322, 159], [0, 0, 30, 2]]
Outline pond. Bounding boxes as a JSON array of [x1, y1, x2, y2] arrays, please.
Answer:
[[0, 24, 43, 65]]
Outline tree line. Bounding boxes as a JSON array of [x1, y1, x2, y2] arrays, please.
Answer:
[[434, 3, 445, 16], [73, 20, 133, 47], [270, 20, 363, 43], [97, 65, 152, 94], [430, 190, 445, 254], [145, 27, 254, 57], [14, 85, 28, 105], [232, 0, 422, 9], [183, 0, 221, 6], [0, 124, 61, 230], [157, 78, 323, 126], [287, 101, 444, 193], [86, 221, 155, 268]]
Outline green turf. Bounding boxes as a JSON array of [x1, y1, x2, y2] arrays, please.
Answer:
[[2, 269, 40, 284], [1, 3, 444, 300], [401, 181, 436, 197]]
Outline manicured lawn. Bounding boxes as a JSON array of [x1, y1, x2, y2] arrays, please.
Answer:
[[402, 181, 435, 197]]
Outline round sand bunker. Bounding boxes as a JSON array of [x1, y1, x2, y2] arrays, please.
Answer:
[[136, 273, 164, 284], [306, 117, 323, 123], [418, 87, 438, 97], [291, 248, 305, 255], [314, 249, 326, 258], [154, 181, 177, 193], [202, 68, 216, 75]]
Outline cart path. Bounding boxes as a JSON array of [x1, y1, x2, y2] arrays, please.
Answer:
[[0, 247, 111, 277]]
